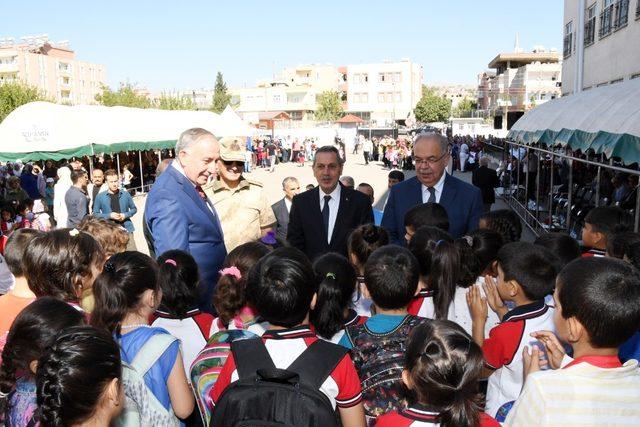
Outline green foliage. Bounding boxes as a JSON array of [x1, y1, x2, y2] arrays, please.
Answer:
[[156, 93, 196, 110], [315, 90, 344, 121], [211, 72, 231, 113], [414, 86, 451, 123], [0, 81, 46, 123], [452, 98, 478, 117], [95, 83, 152, 108]]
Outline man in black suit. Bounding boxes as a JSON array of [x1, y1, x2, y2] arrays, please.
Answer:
[[287, 145, 373, 260], [472, 156, 499, 212], [271, 176, 300, 241]]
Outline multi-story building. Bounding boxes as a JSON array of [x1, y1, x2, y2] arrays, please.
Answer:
[[230, 59, 423, 126], [476, 71, 496, 111], [562, 0, 640, 95], [481, 48, 561, 130], [0, 35, 106, 105], [430, 85, 477, 110]]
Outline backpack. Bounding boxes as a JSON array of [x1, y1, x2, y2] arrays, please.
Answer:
[[189, 329, 258, 425], [116, 333, 181, 427], [210, 337, 348, 427], [345, 315, 425, 425]]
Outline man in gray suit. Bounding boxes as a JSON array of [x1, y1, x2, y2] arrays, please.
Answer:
[[271, 176, 300, 241]]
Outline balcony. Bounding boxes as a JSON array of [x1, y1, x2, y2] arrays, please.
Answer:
[[0, 62, 18, 73]]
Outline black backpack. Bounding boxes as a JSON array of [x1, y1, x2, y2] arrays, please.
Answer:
[[210, 337, 348, 427]]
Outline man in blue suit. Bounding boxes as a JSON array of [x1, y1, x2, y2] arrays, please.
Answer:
[[145, 128, 226, 312], [382, 133, 483, 244]]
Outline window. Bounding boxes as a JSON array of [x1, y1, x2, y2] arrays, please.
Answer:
[[613, 0, 629, 28], [585, 4, 596, 45], [272, 94, 281, 104], [379, 73, 385, 82], [563, 21, 573, 58], [394, 92, 402, 102], [600, 0, 615, 37], [378, 92, 385, 102]]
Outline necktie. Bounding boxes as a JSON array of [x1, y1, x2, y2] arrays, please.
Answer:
[[322, 195, 331, 238], [195, 185, 208, 202], [427, 187, 436, 203]]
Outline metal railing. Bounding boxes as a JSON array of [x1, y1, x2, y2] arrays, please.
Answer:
[[600, 3, 615, 37], [563, 33, 573, 58], [584, 16, 596, 46], [613, 0, 630, 28]]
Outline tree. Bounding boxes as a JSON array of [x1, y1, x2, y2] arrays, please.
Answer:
[[452, 98, 478, 117], [0, 81, 46, 123], [414, 86, 451, 123], [315, 90, 344, 121], [211, 72, 231, 113], [156, 93, 196, 110], [95, 83, 152, 108]]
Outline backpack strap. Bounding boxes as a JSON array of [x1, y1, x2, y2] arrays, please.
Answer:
[[231, 338, 276, 380], [287, 340, 348, 389], [130, 333, 178, 376]]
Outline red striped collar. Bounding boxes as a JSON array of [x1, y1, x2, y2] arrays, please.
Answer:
[[414, 289, 435, 299], [262, 325, 315, 340], [502, 300, 549, 323], [343, 309, 361, 327], [563, 355, 622, 369], [401, 404, 440, 422]]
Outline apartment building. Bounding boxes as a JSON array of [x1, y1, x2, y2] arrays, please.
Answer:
[[480, 49, 561, 130], [563, 0, 640, 95], [0, 35, 106, 105]]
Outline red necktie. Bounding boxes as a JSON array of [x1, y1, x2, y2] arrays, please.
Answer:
[[195, 185, 208, 202]]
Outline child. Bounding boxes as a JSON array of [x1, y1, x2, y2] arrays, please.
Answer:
[[376, 320, 500, 427], [506, 257, 640, 425], [479, 209, 522, 243], [607, 231, 640, 259], [36, 325, 123, 426], [467, 242, 557, 419], [45, 177, 55, 213], [404, 202, 450, 242], [534, 232, 581, 270], [210, 247, 366, 427], [211, 241, 271, 334], [14, 201, 32, 230], [347, 224, 389, 316], [339, 245, 425, 425], [311, 253, 365, 343], [22, 228, 104, 312], [610, 239, 640, 363], [0, 297, 85, 426], [150, 249, 215, 377], [406, 226, 452, 317], [0, 229, 42, 339], [91, 251, 194, 422], [581, 206, 631, 257], [0, 206, 15, 235], [77, 216, 129, 311]]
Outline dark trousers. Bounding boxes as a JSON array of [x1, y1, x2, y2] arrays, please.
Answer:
[[363, 151, 370, 164]]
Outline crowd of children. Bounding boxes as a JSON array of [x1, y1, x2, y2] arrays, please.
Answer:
[[0, 202, 639, 426]]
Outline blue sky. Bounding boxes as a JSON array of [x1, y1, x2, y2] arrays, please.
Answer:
[[3, 0, 563, 91]]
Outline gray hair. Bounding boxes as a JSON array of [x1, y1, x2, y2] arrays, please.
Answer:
[[282, 176, 299, 189], [340, 176, 355, 188], [480, 156, 490, 167], [413, 132, 450, 156], [176, 128, 215, 153]]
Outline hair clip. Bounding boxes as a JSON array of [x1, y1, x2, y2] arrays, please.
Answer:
[[435, 239, 445, 247], [261, 231, 277, 245], [219, 266, 242, 280], [0, 390, 9, 398], [69, 228, 80, 237], [326, 272, 336, 280], [104, 262, 115, 272], [462, 235, 473, 246], [165, 259, 177, 266]]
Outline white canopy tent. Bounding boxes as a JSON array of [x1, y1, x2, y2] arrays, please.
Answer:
[[0, 102, 255, 161]]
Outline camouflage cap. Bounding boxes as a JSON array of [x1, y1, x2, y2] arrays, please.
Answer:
[[219, 136, 246, 162]]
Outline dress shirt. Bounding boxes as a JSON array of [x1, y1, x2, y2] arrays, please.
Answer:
[[319, 184, 341, 243], [421, 171, 447, 204], [285, 197, 292, 213]]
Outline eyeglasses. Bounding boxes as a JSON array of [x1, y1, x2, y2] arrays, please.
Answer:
[[222, 160, 244, 168], [413, 151, 449, 166]]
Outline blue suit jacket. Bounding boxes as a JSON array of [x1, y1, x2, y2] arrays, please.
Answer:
[[144, 163, 226, 308], [92, 190, 137, 233], [381, 174, 484, 244]]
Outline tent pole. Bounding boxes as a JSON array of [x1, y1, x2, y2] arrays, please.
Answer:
[[138, 151, 144, 193], [535, 146, 541, 231], [635, 184, 640, 233], [567, 159, 573, 232], [548, 150, 554, 230], [525, 148, 530, 206], [116, 155, 121, 181], [595, 154, 602, 207], [88, 156, 93, 177]]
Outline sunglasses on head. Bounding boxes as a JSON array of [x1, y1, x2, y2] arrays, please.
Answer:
[[222, 160, 244, 168]]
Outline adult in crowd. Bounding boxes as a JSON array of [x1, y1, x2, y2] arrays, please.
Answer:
[[204, 137, 276, 252], [363, 137, 373, 165], [388, 170, 405, 188], [145, 128, 226, 312], [339, 176, 355, 189], [64, 169, 89, 227], [4, 176, 28, 207], [357, 182, 383, 226], [459, 139, 469, 172], [20, 164, 43, 201], [93, 169, 138, 249], [87, 168, 107, 212], [472, 156, 499, 212], [382, 133, 483, 243], [143, 158, 172, 258], [287, 145, 373, 260], [53, 167, 72, 228], [271, 176, 300, 241]]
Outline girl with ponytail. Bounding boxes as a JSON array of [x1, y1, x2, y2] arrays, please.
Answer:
[[91, 251, 194, 421], [0, 297, 85, 426], [376, 320, 500, 427], [36, 326, 122, 427], [310, 253, 365, 343]]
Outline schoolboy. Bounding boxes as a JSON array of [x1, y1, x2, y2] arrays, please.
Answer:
[[210, 247, 365, 427], [581, 206, 631, 257], [339, 245, 426, 423], [467, 242, 557, 418], [506, 257, 640, 425], [404, 202, 450, 243]]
